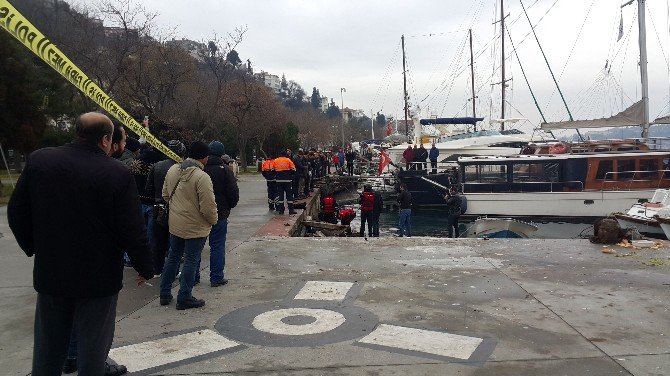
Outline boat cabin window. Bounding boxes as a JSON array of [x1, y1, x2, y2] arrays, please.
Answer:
[[464, 164, 507, 183], [639, 158, 659, 179], [595, 160, 613, 180], [617, 159, 636, 180], [513, 163, 560, 182]]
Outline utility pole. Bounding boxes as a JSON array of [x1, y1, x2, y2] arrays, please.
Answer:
[[340, 87, 346, 147], [469, 28, 477, 131], [371, 110, 375, 139], [402, 34, 409, 140]]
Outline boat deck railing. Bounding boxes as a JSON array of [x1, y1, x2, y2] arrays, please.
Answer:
[[600, 169, 670, 192], [460, 180, 584, 194]]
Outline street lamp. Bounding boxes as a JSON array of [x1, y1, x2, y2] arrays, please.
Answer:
[[340, 88, 346, 147]]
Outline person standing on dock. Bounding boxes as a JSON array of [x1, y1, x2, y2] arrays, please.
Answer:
[[444, 187, 463, 238], [397, 183, 412, 237], [371, 187, 384, 237], [403, 145, 414, 171], [429, 143, 439, 174], [345, 148, 356, 176], [337, 148, 345, 173], [359, 184, 376, 237], [274, 151, 298, 215], [416, 144, 428, 171], [262, 155, 277, 210]]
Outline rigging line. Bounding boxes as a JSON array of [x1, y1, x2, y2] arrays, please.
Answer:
[[616, 11, 637, 96], [606, 0, 624, 63], [542, 0, 596, 112], [435, 36, 470, 115], [419, 0, 485, 105], [369, 41, 401, 112], [647, 1, 670, 73], [422, 33, 469, 108], [505, 21, 550, 128]]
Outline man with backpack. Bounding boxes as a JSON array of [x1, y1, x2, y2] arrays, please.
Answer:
[[444, 187, 466, 238]]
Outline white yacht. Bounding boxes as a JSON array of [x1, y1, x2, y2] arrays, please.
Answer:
[[613, 189, 670, 237]]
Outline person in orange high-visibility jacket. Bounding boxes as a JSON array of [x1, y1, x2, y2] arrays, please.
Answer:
[[273, 151, 297, 215], [261, 155, 276, 210]]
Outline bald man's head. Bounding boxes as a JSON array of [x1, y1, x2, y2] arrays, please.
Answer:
[[75, 112, 113, 145]]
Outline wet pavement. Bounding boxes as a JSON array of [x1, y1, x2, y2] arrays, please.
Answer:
[[0, 174, 669, 375]]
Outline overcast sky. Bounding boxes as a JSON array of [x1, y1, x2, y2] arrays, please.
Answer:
[[70, 0, 670, 136]]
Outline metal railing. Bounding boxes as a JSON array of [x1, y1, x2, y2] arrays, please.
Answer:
[[460, 180, 584, 194], [600, 169, 670, 192]]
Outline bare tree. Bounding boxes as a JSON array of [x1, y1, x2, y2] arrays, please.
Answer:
[[220, 76, 279, 171]]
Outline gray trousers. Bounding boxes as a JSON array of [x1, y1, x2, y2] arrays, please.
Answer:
[[32, 292, 118, 376]]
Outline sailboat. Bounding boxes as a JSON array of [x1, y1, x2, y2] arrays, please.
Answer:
[[397, 0, 670, 217]]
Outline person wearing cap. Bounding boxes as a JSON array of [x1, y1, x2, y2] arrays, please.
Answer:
[[119, 137, 140, 167], [145, 140, 186, 275], [159, 141, 218, 310], [195, 141, 239, 287]]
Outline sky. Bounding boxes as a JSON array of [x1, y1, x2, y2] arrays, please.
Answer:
[[68, 0, 670, 137]]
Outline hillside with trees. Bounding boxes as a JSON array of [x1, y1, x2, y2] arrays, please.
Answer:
[[1, 0, 388, 169]]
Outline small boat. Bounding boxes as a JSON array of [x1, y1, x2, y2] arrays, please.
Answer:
[[654, 207, 670, 240], [468, 217, 538, 239], [613, 189, 670, 238]]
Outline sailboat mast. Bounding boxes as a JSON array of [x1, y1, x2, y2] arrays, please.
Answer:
[[500, 0, 506, 131], [638, 0, 650, 138], [469, 28, 477, 131], [402, 34, 409, 140]]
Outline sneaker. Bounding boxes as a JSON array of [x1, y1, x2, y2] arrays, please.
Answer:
[[210, 279, 228, 287], [62, 358, 77, 374], [159, 295, 173, 306], [176, 296, 205, 310], [104, 362, 128, 376]]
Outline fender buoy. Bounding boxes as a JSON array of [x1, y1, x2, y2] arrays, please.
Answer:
[[549, 142, 568, 154]]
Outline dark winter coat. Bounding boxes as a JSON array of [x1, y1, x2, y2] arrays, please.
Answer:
[[397, 190, 412, 209], [204, 155, 240, 219], [146, 159, 178, 203], [8, 141, 154, 298], [429, 146, 440, 160]]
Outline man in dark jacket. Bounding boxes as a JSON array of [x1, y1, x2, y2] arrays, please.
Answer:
[[429, 143, 440, 174], [8, 112, 154, 376], [397, 183, 412, 237], [371, 188, 384, 237], [444, 187, 463, 238], [145, 140, 186, 275], [196, 141, 240, 287], [416, 144, 428, 170]]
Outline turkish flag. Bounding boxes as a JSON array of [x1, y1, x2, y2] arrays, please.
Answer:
[[378, 150, 391, 175], [385, 122, 392, 136]]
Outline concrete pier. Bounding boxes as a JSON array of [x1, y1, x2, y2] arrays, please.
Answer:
[[0, 174, 668, 375]]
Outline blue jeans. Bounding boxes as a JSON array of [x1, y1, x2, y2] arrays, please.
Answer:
[[142, 204, 154, 248], [196, 219, 228, 284], [399, 208, 412, 237], [160, 235, 207, 301]]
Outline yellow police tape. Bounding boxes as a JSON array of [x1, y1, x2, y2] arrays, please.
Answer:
[[0, 1, 182, 162]]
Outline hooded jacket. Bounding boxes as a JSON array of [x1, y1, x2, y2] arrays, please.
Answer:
[[204, 155, 240, 219], [162, 158, 218, 238]]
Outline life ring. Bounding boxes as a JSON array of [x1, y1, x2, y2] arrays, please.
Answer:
[[549, 142, 568, 154]]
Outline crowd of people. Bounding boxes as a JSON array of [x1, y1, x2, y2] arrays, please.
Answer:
[[8, 112, 240, 376], [402, 142, 440, 173], [6, 111, 467, 376]]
